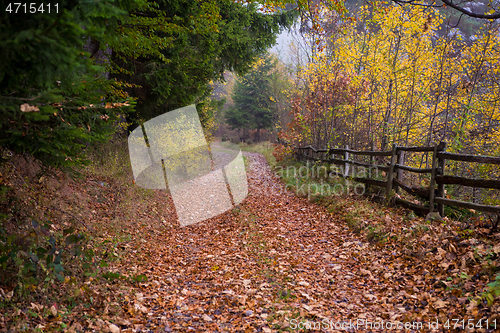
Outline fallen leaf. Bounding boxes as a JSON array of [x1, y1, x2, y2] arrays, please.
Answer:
[[20, 103, 39, 112], [433, 300, 448, 309], [298, 281, 310, 287], [114, 318, 131, 326], [108, 324, 120, 333]]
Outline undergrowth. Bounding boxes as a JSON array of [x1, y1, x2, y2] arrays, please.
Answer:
[[0, 136, 153, 330]]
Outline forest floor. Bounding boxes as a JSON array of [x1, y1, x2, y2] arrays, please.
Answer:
[[116, 152, 499, 333], [1, 144, 500, 332]]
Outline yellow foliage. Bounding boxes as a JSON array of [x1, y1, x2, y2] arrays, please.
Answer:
[[285, 4, 500, 159]]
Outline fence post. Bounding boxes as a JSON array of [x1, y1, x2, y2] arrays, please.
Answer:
[[344, 145, 350, 177], [368, 143, 378, 178], [385, 144, 397, 202], [394, 148, 404, 194], [429, 141, 447, 215], [429, 145, 438, 213], [369, 143, 374, 179], [437, 141, 447, 216]]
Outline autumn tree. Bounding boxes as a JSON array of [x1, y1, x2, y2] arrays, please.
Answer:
[[281, 2, 500, 155], [276, 1, 500, 206]]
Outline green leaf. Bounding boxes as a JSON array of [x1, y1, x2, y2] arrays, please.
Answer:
[[132, 274, 148, 283], [54, 252, 62, 265], [85, 248, 94, 260], [102, 272, 124, 281], [63, 227, 75, 235], [65, 234, 79, 245], [54, 263, 64, 273], [36, 247, 48, 256], [25, 262, 36, 272]]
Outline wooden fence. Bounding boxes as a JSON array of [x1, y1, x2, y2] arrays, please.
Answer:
[[295, 142, 500, 216]]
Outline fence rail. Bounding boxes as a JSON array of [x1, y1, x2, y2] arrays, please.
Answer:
[[295, 142, 500, 216]]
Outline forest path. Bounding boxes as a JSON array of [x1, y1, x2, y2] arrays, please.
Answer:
[[130, 152, 424, 332]]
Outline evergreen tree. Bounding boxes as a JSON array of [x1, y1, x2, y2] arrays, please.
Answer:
[[109, 0, 297, 130], [0, 0, 297, 169], [225, 53, 278, 142], [0, 0, 136, 170]]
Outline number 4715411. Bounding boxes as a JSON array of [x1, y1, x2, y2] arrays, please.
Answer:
[[5, 3, 59, 14], [443, 319, 497, 330]]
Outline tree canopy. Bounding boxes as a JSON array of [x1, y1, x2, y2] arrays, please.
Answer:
[[0, 0, 298, 170], [110, 0, 297, 130]]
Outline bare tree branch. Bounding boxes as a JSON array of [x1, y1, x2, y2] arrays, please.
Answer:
[[392, 0, 500, 19], [392, 0, 442, 8], [441, 0, 500, 19]]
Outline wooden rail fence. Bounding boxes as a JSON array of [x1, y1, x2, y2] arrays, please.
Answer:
[[295, 142, 500, 216]]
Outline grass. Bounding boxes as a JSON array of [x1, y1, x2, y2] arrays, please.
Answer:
[[238, 141, 277, 168], [86, 136, 131, 180]]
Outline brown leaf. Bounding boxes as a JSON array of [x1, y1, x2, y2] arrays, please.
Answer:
[[433, 300, 448, 309], [50, 305, 57, 316], [466, 300, 478, 313], [114, 318, 131, 326], [108, 324, 120, 333]]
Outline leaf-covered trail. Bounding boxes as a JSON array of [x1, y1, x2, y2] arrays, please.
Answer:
[[126, 153, 433, 332]]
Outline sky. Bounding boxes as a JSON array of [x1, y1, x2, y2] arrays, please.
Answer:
[[270, 28, 296, 64]]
